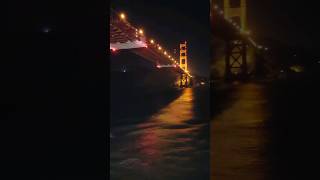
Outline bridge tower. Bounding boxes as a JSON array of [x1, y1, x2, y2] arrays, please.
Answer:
[[179, 41, 189, 87], [223, 0, 248, 80], [180, 41, 188, 72]]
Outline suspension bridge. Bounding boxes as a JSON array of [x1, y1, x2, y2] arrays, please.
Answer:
[[110, 0, 271, 87], [211, 0, 270, 81], [110, 10, 193, 88]]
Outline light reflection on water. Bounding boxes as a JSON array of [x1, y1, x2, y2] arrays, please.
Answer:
[[110, 88, 209, 180], [211, 83, 270, 180]]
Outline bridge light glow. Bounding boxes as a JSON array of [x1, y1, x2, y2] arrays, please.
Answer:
[[245, 30, 251, 35], [119, 13, 126, 20]]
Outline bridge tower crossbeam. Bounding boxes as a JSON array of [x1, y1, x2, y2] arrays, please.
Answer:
[[225, 39, 248, 80]]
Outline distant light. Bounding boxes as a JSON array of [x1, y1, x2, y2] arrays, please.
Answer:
[[119, 13, 126, 20], [219, 10, 224, 15], [200, 82, 205, 85], [42, 27, 51, 33], [214, 5, 218, 10], [150, 39, 155, 44], [139, 29, 144, 34], [158, 46, 162, 50], [290, 65, 304, 73], [264, 47, 268, 51], [110, 48, 117, 52], [145, 45, 148, 48], [156, 65, 161, 68], [164, 51, 167, 55]]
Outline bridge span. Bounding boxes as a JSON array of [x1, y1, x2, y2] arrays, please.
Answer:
[[110, 10, 193, 88]]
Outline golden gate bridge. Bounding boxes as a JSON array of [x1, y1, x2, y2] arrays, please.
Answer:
[[110, 9, 192, 87], [211, 0, 270, 80]]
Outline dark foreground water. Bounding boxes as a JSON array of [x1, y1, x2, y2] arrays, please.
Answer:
[[110, 87, 210, 180], [211, 77, 320, 180], [211, 83, 270, 180]]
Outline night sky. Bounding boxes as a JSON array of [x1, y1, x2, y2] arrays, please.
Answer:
[[248, 0, 320, 54], [6, 1, 108, 177], [111, 0, 211, 77]]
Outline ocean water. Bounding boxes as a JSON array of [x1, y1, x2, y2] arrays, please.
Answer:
[[110, 87, 210, 180]]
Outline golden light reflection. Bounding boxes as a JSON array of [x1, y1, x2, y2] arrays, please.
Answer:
[[211, 83, 269, 179], [135, 88, 195, 167], [154, 88, 194, 124]]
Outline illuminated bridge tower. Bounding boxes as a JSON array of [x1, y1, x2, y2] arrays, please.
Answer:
[[180, 41, 188, 72], [179, 41, 189, 87], [224, 0, 248, 80]]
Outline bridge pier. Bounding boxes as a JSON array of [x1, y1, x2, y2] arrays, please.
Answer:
[[180, 73, 191, 88]]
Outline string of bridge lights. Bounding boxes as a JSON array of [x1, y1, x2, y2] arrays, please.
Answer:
[[213, 4, 269, 51], [117, 12, 192, 77]]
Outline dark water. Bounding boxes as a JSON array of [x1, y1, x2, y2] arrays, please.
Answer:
[[211, 78, 320, 180], [110, 87, 210, 180], [211, 83, 270, 180]]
